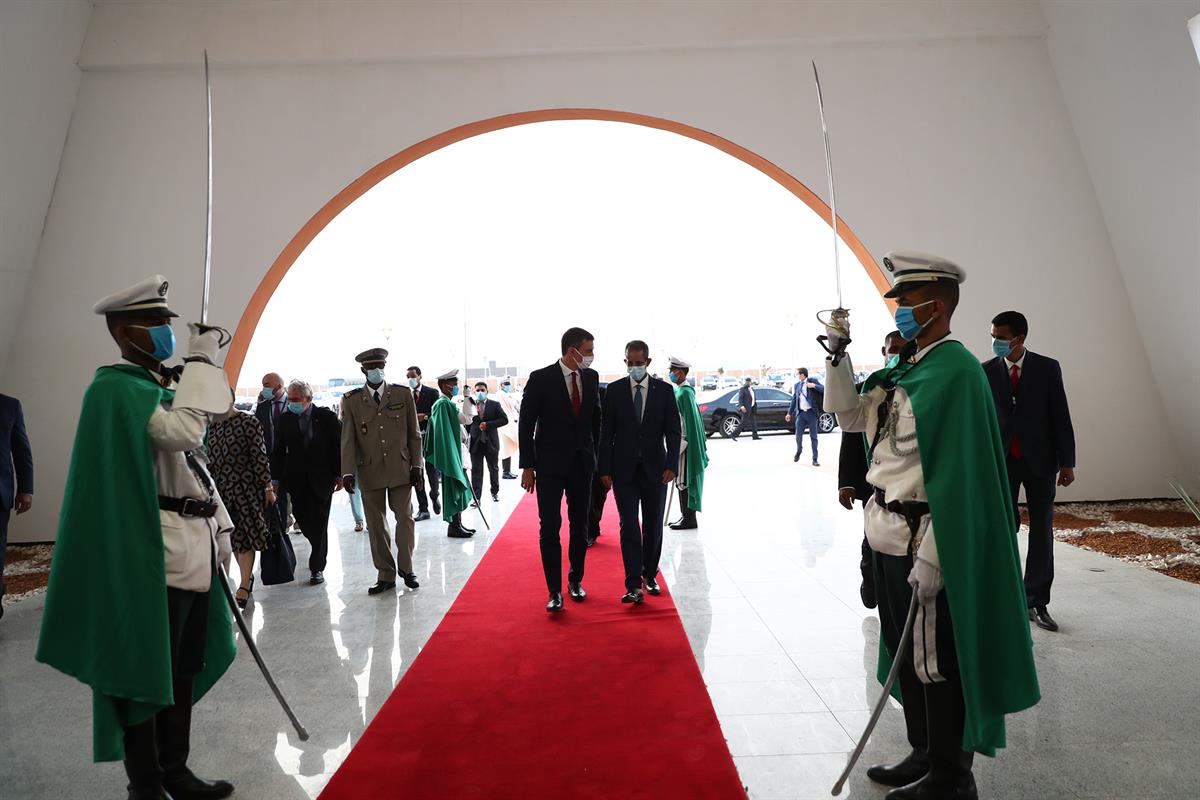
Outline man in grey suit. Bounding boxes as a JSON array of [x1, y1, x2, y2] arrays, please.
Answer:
[[340, 348, 425, 596], [0, 393, 34, 619]]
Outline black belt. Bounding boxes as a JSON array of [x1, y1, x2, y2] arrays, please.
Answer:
[[873, 488, 929, 534], [158, 495, 219, 518]]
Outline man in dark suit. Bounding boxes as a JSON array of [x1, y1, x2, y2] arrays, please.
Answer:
[[0, 393, 34, 618], [734, 377, 760, 440], [256, 371, 289, 528], [519, 327, 602, 613], [271, 379, 342, 584], [837, 331, 906, 610], [985, 310, 1076, 632], [467, 381, 509, 502], [586, 382, 611, 547], [786, 367, 825, 465], [407, 366, 442, 521], [598, 340, 682, 604]]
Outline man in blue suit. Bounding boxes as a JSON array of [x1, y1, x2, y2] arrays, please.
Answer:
[[598, 340, 681, 604], [985, 310, 1076, 632], [786, 367, 824, 466], [1, 393, 34, 618]]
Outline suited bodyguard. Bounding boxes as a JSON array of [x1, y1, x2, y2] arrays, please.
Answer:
[[519, 327, 602, 612], [340, 348, 425, 596], [467, 381, 509, 502], [985, 311, 1076, 632], [598, 340, 681, 604], [271, 380, 342, 585], [0, 393, 34, 619]]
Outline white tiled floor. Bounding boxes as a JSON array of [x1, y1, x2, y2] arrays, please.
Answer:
[[2, 432, 1198, 799]]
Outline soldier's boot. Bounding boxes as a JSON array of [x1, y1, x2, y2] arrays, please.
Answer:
[[886, 681, 976, 799], [158, 676, 234, 800], [447, 514, 474, 538], [124, 717, 168, 800]]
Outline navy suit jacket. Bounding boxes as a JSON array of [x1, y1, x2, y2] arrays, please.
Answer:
[[255, 394, 285, 454], [983, 351, 1076, 479], [518, 361, 601, 476], [598, 376, 682, 483], [0, 394, 33, 511], [467, 398, 509, 455], [788, 377, 825, 416], [270, 406, 342, 496]]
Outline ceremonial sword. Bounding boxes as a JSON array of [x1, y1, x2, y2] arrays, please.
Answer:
[[199, 50, 309, 742], [811, 61, 852, 366]]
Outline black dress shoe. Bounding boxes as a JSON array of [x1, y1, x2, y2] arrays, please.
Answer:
[[867, 751, 929, 787], [502, 472, 518, 479], [163, 772, 234, 800], [447, 523, 474, 538], [886, 772, 976, 799], [794, 451, 801, 462], [643, 577, 662, 595], [1030, 606, 1059, 631], [402, 572, 420, 589], [585, 535, 597, 548], [413, 510, 431, 521], [621, 589, 644, 604], [432, 498, 442, 514], [491, 492, 499, 502], [568, 582, 586, 601], [669, 518, 698, 530], [546, 592, 564, 612], [309, 571, 324, 585], [812, 461, 820, 467], [860, 579, 878, 610], [367, 580, 396, 596]]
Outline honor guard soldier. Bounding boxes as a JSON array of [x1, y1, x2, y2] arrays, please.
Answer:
[[340, 348, 425, 595], [666, 356, 708, 530], [822, 253, 1039, 800], [423, 369, 475, 538], [37, 275, 238, 800]]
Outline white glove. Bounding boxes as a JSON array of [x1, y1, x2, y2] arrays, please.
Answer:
[[186, 323, 223, 364], [907, 555, 944, 602], [216, 529, 232, 567]]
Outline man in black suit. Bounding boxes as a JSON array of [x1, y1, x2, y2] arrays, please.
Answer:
[[467, 381, 509, 502], [271, 379, 342, 585], [586, 382, 611, 548], [0, 393, 34, 619], [256, 371, 289, 527], [985, 311, 1076, 632], [407, 366, 442, 521], [734, 377, 760, 440], [598, 340, 682, 604], [519, 327, 602, 613], [837, 330, 906, 610]]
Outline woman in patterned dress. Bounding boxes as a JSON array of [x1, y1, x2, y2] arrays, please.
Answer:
[[208, 408, 275, 607]]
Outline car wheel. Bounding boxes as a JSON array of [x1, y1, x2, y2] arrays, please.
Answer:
[[818, 412, 837, 433], [719, 415, 741, 438]]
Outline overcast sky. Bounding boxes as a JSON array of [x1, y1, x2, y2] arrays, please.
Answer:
[[237, 120, 892, 389]]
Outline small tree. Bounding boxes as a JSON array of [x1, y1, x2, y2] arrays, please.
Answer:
[[717, 366, 725, 376]]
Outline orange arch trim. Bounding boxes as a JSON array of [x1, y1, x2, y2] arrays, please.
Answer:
[[224, 108, 889, 382]]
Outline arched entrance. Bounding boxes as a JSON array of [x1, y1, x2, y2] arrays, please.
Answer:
[[223, 108, 888, 381]]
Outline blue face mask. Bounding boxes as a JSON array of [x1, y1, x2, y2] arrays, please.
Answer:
[[131, 323, 176, 361], [991, 338, 1013, 359], [628, 366, 648, 381], [408, 377, 420, 389], [475, 391, 487, 403], [501, 385, 511, 393], [260, 387, 274, 401], [894, 300, 935, 341], [450, 386, 460, 397], [669, 372, 682, 385], [366, 368, 385, 385], [287, 401, 305, 415], [884, 354, 901, 369]]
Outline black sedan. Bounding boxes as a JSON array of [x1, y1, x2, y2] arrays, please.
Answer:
[[697, 388, 838, 438]]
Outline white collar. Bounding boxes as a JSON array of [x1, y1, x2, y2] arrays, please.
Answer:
[[559, 359, 577, 376], [1005, 351, 1027, 370], [912, 334, 955, 364]]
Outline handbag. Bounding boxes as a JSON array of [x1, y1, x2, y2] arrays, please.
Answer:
[[259, 502, 297, 585]]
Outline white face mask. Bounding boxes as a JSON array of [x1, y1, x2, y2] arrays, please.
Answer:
[[569, 348, 594, 370]]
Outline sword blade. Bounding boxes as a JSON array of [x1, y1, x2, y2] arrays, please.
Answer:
[[812, 61, 842, 309], [202, 50, 213, 325]]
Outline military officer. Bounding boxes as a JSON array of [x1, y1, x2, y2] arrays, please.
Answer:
[[38, 276, 237, 800], [340, 348, 425, 595]]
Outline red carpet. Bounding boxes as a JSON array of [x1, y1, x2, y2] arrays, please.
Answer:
[[320, 494, 746, 800]]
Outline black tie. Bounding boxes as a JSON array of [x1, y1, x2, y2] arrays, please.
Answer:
[[374, 390, 381, 404]]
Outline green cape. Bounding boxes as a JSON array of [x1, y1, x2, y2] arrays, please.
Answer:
[[863, 341, 1039, 757], [36, 365, 236, 762], [673, 384, 709, 511], [423, 395, 472, 521]]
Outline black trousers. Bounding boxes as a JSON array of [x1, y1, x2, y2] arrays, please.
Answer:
[[613, 468, 669, 592], [0, 508, 9, 599], [290, 486, 332, 573], [502, 457, 513, 473], [536, 457, 592, 593], [589, 472, 611, 536], [123, 587, 210, 794], [414, 461, 442, 512], [736, 408, 759, 439], [1008, 456, 1057, 608], [874, 551, 970, 782], [471, 447, 500, 498]]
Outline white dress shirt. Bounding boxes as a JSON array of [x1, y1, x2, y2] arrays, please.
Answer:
[[1005, 351, 1026, 379], [559, 358, 583, 404]]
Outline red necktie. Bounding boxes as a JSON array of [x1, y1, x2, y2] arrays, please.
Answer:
[[1009, 364, 1022, 458], [570, 372, 581, 418]]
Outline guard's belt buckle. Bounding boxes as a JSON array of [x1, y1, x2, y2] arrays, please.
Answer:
[[179, 497, 213, 518]]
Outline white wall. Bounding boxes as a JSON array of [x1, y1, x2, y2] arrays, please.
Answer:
[[0, 0, 91, 377], [4, 0, 1187, 541], [1042, 0, 1200, 483]]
